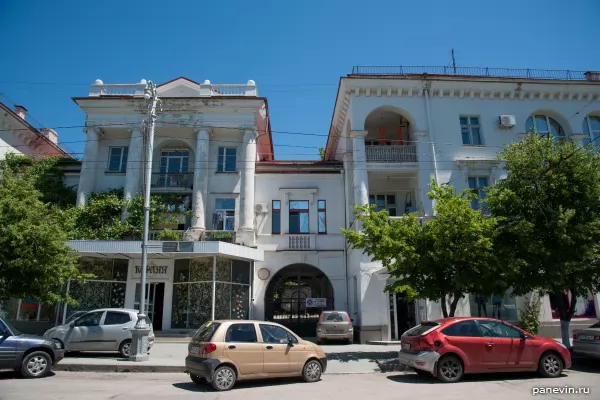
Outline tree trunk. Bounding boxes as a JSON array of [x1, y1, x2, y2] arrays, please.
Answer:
[[449, 293, 461, 317], [440, 294, 449, 318]]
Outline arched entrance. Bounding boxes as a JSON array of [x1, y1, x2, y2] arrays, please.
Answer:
[[264, 264, 334, 337]]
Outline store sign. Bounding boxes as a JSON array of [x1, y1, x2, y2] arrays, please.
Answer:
[[306, 298, 327, 308], [132, 263, 170, 280]]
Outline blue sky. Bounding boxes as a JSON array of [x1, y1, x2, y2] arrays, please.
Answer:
[[1, 0, 599, 160]]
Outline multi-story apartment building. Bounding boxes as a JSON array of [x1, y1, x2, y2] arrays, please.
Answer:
[[326, 66, 600, 340]]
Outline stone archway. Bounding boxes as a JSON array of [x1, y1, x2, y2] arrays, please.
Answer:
[[264, 264, 334, 337]]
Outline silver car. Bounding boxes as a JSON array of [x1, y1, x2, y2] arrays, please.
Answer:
[[573, 320, 600, 358], [43, 308, 155, 357]]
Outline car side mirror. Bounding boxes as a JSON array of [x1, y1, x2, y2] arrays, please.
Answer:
[[520, 331, 526, 340], [70, 321, 75, 327], [288, 339, 294, 347]]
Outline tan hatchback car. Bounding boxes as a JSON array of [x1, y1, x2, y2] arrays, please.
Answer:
[[185, 320, 328, 391]]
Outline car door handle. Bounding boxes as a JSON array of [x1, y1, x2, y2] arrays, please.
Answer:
[[485, 342, 494, 347], [121, 327, 128, 330], [266, 346, 273, 350], [228, 345, 236, 349]]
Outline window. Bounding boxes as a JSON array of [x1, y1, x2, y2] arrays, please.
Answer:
[[369, 194, 397, 216], [107, 147, 128, 173], [321, 311, 349, 322], [318, 200, 327, 234], [583, 116, 600, 147], [403, 322, 440, 337], [103, 311, 131, 325], [525, 115, 565, 139], [160, 150, 189, 173], [73, 311, 104, 327], [442, 320, 481, 337], [468, 176, 488, 210], [225, 323, 258, 343], [477, 320, 522, 338], [259, 324, 298, 344], [272, 200, 281, 234], [213, 199, 235, 231], [217, 147, 237, 172], [289, 201, 309, 233], [193, 321, 221, 341], [460, 116, 482, 145]]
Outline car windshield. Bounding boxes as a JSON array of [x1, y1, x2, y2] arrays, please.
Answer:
[[322, 312, 349, 322], [193, 321, 221, 342], [64, 311, 87, 325], [403, 322, 440, 337], [1, 319, 21, 336]]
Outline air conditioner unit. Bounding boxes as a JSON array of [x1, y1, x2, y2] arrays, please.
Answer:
[[255, 203, 268, 214], [498, 115, 516, 128]]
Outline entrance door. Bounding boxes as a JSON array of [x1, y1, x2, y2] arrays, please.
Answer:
[[389, 292, 416, 340], [135, 283, 165, 331]]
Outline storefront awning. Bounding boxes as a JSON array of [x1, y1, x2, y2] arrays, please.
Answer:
[[66, 240, 264, 261]]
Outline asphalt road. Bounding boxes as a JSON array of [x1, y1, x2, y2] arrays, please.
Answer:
[[0, 363, 597, 400]]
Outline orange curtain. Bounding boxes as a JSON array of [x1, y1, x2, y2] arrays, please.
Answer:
[[397, 127, 404, 145], [378, 127, 386, 145]]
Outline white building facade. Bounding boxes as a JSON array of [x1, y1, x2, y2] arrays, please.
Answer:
[[325, 66, 600, 340]]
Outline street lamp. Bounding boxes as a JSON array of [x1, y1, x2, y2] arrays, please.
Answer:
[[129, 80, 160, 361]]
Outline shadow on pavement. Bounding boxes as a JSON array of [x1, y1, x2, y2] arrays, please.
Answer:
[[387, 371, 570, 384], [569, 358, 600, 374], [173, 377, 307, 392], [0, 370, 56, 380], [326, 351, 397, 363]]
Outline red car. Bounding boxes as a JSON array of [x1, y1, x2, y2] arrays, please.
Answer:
[[398, 317, 571, 383]]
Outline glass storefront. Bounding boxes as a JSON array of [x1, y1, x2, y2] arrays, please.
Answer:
[[171, 257, 251, 329], [65, 257, 128, 321], [549, 290, 597, 319], [469, 289, 518, 321]]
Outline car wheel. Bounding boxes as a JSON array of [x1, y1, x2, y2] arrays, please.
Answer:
[[302, 359, 322, 383], [190, 374, 207, 385], [21, 351, 52, 379], [538, 351, 563, 378], [436, 355, 463, 383], [119, 339, 132, 358], [211, 365, 236, 391]]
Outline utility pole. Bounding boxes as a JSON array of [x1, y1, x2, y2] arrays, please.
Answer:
[[129, 80, 160, 361]]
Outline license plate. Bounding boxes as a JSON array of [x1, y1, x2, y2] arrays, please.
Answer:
[[190, 346, 200, 354], [580, 335, 595, 341], [402, 343, 411, 350]]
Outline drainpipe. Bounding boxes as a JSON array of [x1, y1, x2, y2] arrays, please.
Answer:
[[341, 168, 349, 313], [423, 82, 439, 183]]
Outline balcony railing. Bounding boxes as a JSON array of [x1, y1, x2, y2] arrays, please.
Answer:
[[365, 145, 417, 163], [151, 173, 193, 189], [148, 229, 236, 243], [351, 66, 599, 81], [89, 80, 258, 97], [288, 235, 313, 250]]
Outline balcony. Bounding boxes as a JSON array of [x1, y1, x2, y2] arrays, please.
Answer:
[[151, 173, 193, 190], [89, 80, 258, 97], [288, 234, 314, 250], [148, 229, 236, 243], [365, 145, 417, 163]]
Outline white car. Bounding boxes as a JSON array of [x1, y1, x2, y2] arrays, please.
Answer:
[[43, 308, 154, 357]]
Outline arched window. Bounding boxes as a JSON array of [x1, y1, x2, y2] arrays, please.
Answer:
[[525, 114, 565, 139], [583, 115, 600, 146]]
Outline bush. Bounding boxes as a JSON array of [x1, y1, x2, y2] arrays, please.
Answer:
[[518, 293, 542, 335], [157, 229, 181, 240]]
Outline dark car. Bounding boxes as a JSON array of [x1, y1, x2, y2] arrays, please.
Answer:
[[0, 316, 65, 378]]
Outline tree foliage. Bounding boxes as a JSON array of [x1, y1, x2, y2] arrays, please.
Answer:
[[343, 179, 501, 317], [486, 134, 600, 324], [0, 165, 88, 303]]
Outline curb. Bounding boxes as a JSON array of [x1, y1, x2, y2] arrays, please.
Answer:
[[55, 363, 187, 373]]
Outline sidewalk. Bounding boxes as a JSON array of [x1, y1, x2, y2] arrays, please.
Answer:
[[54, 342, 405, 374]]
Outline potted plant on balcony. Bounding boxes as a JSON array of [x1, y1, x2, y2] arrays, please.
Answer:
[[206, 231, 235, 243], [157, 229, 181, 241]]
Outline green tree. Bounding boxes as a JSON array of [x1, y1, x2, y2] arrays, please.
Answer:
[[343, 179, 501, 317], [319, 147, 325, 160], [486, 134, 600, 346], [0, 166, 88, 303]]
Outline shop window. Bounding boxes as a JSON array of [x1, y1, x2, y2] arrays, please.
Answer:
[[549, 291, 597, 319], [469, 290, 518, 321]]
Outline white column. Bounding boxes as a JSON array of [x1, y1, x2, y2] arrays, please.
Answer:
[[76, 127, 101, 207], [238, 128, 258, 245], [350, 130, 369, 230], [123, 127, 143, 201], [191, 128, 211, 231], [415, 131, 434, 216]]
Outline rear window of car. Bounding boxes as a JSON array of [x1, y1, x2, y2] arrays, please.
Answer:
[[194, 321, 221, 341], [590, 321, 600, 329], [322, 312, 349, 322], [403, 322, 440, 337]]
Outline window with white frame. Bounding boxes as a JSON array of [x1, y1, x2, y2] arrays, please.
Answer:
[[217, 147, 237, 172], [107, 147, 128, 172], [583, 116, 600, 147], [525, 114, 565, 139], [460, 116, 482, 145], [213, 199, 235, 231], [369, 194, 397, 216], [289, 200, 309, 234], [468, 176, 489, 210]]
